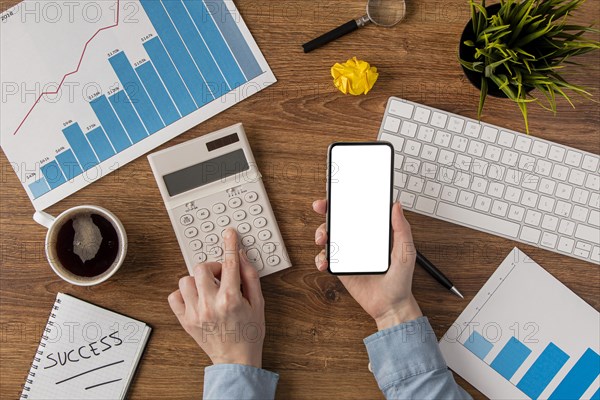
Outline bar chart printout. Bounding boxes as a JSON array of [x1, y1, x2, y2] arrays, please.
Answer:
[[440, 248, 600, 400], [0, 0, 275, 210]]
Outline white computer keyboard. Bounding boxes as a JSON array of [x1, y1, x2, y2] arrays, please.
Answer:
[[377, 97, 600, 264]]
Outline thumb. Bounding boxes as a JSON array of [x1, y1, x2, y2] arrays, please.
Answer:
[[390, 202, 416, 268]]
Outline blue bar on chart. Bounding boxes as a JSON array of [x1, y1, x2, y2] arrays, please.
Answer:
[[29, 178, 50, 198], [89, 96, 132, 152], [135, 61, 180, 125], [108, 90, 148, 143], [62, 123, 99, 170], [517, 343, 569, 400], [143, 37, 197, 116], [108, 51, 164, 134], [161, 0, 227, 98], [55, 149, 83, 181], [139, 0, 211, 106], [205, 0, 262, 80], [464, 331, 494, 360], [491, 337, 532, 380], [549, 348, 600, 400], [184, 0, 246, 87], [41, 160, 66, 189], [87, 127, 115, 162]]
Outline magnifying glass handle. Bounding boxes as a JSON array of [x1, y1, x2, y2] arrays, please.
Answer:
[[303, 16, 370, 53]]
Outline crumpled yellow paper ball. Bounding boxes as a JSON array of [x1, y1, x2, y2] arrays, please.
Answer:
[[331, 57, 379, 95]]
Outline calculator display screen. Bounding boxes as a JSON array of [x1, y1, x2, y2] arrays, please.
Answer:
[[163, 148, 249, 196]]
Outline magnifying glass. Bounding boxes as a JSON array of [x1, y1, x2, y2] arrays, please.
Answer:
[[302, 0, 406, 53]]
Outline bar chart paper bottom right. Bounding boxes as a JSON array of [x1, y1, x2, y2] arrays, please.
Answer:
[[439, 247, 600, 400]]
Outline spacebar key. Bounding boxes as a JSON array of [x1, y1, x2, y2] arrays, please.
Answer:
[[436, 202, 520, 238]]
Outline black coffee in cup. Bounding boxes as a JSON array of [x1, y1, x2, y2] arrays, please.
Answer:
[[54, 213, 119, 277]]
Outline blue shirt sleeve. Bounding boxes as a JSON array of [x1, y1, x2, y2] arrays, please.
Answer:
[[203, 364, 279, 400], [364, 316, 472, 400]]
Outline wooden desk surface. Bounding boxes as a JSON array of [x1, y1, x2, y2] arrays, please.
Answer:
[[1, 0, 599, 398]]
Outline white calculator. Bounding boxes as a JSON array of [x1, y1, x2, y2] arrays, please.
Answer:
[[147, 123, 291, 277]]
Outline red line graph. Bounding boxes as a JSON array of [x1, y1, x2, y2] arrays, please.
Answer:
[[12, 0, 120, 135]]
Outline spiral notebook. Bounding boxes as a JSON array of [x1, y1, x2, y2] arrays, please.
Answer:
[[21, 293, 152, 399]]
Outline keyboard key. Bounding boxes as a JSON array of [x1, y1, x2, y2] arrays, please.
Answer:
[[575, 224, 599, 244], [438, 149, 455, 165], [407, 176, 425, 193], [438, 167, 455, 183], [504, 186, 521, 202], [551, 165, 569, 181], [491, 200, 508, 217], [565, 150, 582, 167], [238, 223, 251, 234], [541, 215, 559, 231], [484, 145, 502, 162], [536, 159, 552, 176], [455, 172, 471, 188], [213, 203, 226, 214], [577, 241, 592, 251], [417, 126, 435, 142], [488, 182, 505, 198], [522, 191, 538, 207], [434, 131, 452, 147], [572, 188, 590, 205], [394, 153, 404, 170], [498, 131, 515, 147], [437, 202, 520, 237], [448, 117, 465, 133], [467, 140, 485, 157], [558, 220, 576, 236], [424, 181, 442, 197], [585, 174, 599, 191], [520, 226, 541, 244], [441, 186, 458, 202], [531, 141, 549, 157], [422, 163, 438, 179], [431, 112, 447, 128], [514, 136, 532, 152], [582, 154, 599, 172], [464, 121, 481, 138], [380, 132, 404, 151], [455, 154, 472, 171], [508, 205, 525, 222], [555, 201, 572, 217], [451, 136, 468, 152], [416, 196, 437, 213], [538, 196, 555, 212], [394, 172, 408, 188], [383, 116, 401, 133], [414, 107, 431, 123], [557, 237, 575, 253], [592, 247, 600, 262], [481, 126, 498, 143], [555, 183, 573, 200], [245, 192, 259, 202], [421, 145, 438, 161], [539, 178, 556, 195], [589, 210, 599, 227], [568, 169, 585, 186], [249, 204, 263, 215], [389, 99, 414, 118], [488, 164, 506, 181], [571, 205, 588, 223], [518, 155, 536, 171], [501, 150, 519, 167], [404, 140, 422, 156], [574, 248, 589, 258], [471, 177, 488, 193], [474, 195, 492, 212], [590, 193, 600, 209], [403, 158, 421, 174], [548, 145, 565, 162], [505, 169, 523, 186], [521, 173, 539, 190], [457, 191, 475, 207], [525, 210, 542, 226], [400, 121, 418, 137], [472, 159, 489, 176], [541, 232, 558, 249], [399, 191, 416, 208]]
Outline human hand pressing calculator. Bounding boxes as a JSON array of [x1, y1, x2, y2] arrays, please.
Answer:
[[148, 123, 291, 277]]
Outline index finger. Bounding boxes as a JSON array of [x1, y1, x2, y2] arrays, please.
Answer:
[[220, 228, 241, 291]]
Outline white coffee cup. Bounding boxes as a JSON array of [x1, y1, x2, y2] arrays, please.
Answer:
[[33, 205, 127, 286]]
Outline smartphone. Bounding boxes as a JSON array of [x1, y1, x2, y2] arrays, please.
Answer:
[[326, 142, 394, 274]]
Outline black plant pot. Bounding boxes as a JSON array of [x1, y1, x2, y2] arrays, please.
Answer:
[[459, 3, 532, 98]]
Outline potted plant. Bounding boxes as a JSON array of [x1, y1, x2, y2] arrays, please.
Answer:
[[459, 0, 600, 133]]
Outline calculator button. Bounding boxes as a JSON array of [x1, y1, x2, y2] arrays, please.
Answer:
[[245, 192, 258, 203], [262, 242, 276, 253], [209, 246, 223, 258], [197, 209, 210, 220], [180, 214, 194, 226], [249, 204, 262, 215], [253, 217, 267, 228], [193, 252, 207, 264], [213, 203, 226, 214], [189, 240, 203, 251], [233, 210, 246, 221], [228, 198, 242, 208], [201, 221, 214, 233], [266, 255, 280, 266], [205, 234, 219, 244], [184, 227, 198, 238], [217, 215, 230, 227], [242, 235, 255, 247], [238, 223, 251, 234], [246, 248, 264, 271], [258, 230, 271, 241]]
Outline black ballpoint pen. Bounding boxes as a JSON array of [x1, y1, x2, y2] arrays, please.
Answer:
[[416, 250, 464, 299]]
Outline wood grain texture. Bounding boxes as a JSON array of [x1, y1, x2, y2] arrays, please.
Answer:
[[1, 0, 599, 398]]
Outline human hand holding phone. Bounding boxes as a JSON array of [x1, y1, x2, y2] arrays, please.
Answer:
[[168, 228, 265, 368], [313, 200, 423, 330]]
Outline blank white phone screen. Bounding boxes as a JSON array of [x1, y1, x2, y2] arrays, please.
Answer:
[[328, 144, 393, 274]]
